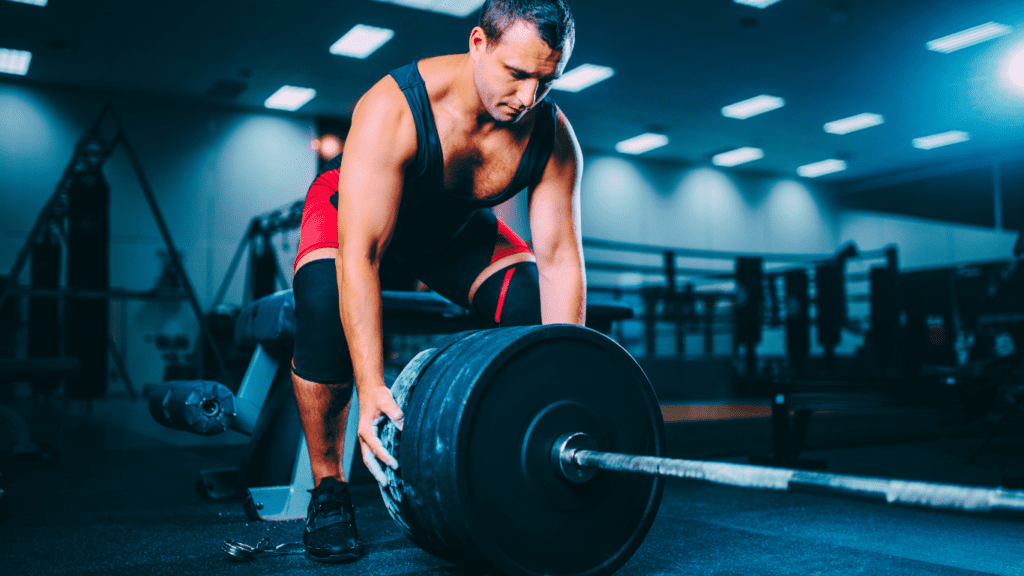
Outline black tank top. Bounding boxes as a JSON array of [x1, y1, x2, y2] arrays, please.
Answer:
[[385, 61, 558, 257]]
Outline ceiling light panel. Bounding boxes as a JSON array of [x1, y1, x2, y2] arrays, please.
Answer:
[[1008, 45, 1024, 89], [712, 147, 764, 167], [615, 133, 669, 155], [823, 113, 884, 135], [6, 0, 47, 5], [721, 95, 785, 119], [0, 48, 32, 75], [372, 0, 486, 18], [912, 131, 970, 150], [264, 86, 317, 112], [926, 22, 1012, 53], [798, 159, 847, 178], [329, 25, 394, 59], [733, 0, 781, 8], [550, 64, 614, 92]]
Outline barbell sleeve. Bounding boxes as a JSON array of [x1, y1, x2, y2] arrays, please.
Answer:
[[572, 449, 1024, 515]]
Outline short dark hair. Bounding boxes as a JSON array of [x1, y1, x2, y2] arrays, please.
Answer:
[[478, 0, 575, 54]]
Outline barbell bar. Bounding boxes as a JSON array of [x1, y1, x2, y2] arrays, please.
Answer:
[[557, 432, 1024, 514]]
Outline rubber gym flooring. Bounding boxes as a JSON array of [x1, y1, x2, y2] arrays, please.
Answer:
[[1, 396, 1022, 576]]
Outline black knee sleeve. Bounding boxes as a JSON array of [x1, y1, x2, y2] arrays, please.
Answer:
[[292, 259, 354, 384], [473, 262, 542, 327]]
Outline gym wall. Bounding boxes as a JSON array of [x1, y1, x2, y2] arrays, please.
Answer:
[[0, 82, 315, 392], [2, 82, 1018, 387]]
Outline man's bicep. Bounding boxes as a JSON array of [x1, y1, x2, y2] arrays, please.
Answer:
[[529, 112, 583, 261]]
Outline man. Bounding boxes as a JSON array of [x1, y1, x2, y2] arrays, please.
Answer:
[[290, 0, 584, 564]]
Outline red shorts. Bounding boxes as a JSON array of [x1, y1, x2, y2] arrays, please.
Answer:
[[294, 167, 532, 271]]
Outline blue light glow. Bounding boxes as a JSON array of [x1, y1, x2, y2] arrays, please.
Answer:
[[1008, 45, 1024, 90]]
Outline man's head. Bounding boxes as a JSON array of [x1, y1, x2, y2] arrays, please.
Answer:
[[469, 0, 575, 123]]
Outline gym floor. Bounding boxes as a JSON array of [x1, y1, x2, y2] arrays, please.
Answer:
[[1, 396, 1022, 576]]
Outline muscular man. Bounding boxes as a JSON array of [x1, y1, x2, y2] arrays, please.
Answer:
[[290, 0, 584, 563]]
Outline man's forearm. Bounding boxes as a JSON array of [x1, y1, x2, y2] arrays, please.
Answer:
[[336, 255, 386, 394], [538, 260, 586, 325]]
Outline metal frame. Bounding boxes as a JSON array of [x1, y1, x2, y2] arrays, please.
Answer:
[[0, 102, 234, 390]]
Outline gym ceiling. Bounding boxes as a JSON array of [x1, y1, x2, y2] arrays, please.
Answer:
[[2, 0, 1023, 189]]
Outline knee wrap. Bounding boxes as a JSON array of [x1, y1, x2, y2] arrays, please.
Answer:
[[291, 259, 354, 384], [473, 262, 542, 327]]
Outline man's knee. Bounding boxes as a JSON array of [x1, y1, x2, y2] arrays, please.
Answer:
[[292, 259, 354, 384], [472, 262, 542, 327]]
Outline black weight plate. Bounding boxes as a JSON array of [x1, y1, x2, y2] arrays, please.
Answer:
[[457, 326, 664, 576], [379, 330, 482, 562]]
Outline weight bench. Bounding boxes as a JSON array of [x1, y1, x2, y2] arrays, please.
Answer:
[[149, 289, 632, 521]]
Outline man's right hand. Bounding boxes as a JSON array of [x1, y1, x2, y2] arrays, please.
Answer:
[[357, 382, 404, 486]]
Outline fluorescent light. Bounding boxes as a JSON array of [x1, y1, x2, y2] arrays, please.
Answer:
[[926, 22, 1012, 53], [329, 24, 394, 59], [6, 0, 47, 5], [823, 113, 884, 135], [733, 0, 781, 7], [264, 86, 317, 111], [912, 131, 970, 150], [615, 133, 669, 155], [798, 159, 847, 178], [550, 64, 614, 92], [712, 147, 764, 167], [372, 0, 485, 17], [0, 48, 32, 76], [1008, 45, 1024, 89], [722, 95, 785, 119]]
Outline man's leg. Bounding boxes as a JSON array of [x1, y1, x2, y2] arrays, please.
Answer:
[[468, 219, 542, 326], [292, 249, 360, 563]]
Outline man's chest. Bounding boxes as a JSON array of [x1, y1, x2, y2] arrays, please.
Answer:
[[436, 121, 534, 201]]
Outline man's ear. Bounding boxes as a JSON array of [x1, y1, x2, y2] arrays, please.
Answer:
[[469, 26, 489, 61]]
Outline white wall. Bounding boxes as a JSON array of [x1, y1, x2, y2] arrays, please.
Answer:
[[838, 210, 1019, 270], [1, 82, 316, 392]]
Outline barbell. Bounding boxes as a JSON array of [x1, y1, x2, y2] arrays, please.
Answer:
[[374, 325, 1023, 576]]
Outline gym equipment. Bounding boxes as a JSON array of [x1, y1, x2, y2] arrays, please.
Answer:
[[151, 289, 634, 523], [0, 101, 233, 391], [223, 538, 304, 561], [378, 324, 1024, 576], [65, 171, 110, 398]]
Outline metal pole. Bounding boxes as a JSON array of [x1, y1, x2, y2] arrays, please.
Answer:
[[107, 118, 234, 389], [212, 231, 251, 307], [572, 449, 1024, 515], [993, 161, 1003, 231]]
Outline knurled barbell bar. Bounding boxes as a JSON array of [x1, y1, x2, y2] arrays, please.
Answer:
[[375, 324, 1023, 576]]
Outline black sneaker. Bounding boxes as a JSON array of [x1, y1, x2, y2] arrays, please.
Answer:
[[303, 477, 361, 563]]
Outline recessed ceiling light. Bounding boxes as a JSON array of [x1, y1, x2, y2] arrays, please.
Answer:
[[1007, 45, 1024, 89], [721, 95, 785, 119], [6, 0, 47, 5], [712, 147, 764, 167], [798, 159, 847, 178], [926, 22, 1012, 53], [550, 64, 614, 93], [264, 86, 317, 112], [0, 48, 32, 76], [733, 0, 781, 8], [615, 133, 669, 155], [823, 113, 884, 135], [372, 0, 485, 18], [329, 25, 394, 59], [912, 131, 970, 150]]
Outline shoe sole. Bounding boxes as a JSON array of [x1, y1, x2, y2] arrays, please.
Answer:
[[305, 550, 361, 564]]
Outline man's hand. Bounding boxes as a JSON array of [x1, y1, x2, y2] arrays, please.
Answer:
[[357, 383, 404, 486]]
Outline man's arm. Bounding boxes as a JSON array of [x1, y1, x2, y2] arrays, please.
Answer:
[[335, 77, 416, 483], [528, 107, 586, 326]]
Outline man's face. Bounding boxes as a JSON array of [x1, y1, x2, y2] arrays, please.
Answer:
[[471, 20, 568, 124]]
